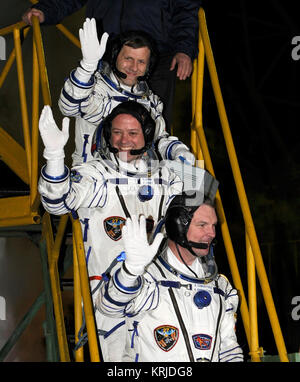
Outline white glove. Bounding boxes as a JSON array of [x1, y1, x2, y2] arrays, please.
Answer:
[[79, 18, 109, 72], [173, 145, 195, 165], [122, 215, 164, 276], [39, 105, 69, 176]]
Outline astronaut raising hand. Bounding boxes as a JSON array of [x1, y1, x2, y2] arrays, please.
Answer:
[[78, 18, 109, 78], [38, 101, 183, 362], [39, 105, 69, 178], [58, 17, 195, 166]]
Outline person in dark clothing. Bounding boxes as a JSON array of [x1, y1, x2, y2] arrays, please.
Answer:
[[22, 0, 202, 132]]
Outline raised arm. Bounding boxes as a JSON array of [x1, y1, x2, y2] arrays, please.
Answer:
[[96, 215, 163, 316], [58, 18, 109, 120], [38, 106, 108, 215]]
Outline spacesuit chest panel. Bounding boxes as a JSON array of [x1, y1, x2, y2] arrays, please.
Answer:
[[127, 266, 225, 362], [77, 170, 167, 278]]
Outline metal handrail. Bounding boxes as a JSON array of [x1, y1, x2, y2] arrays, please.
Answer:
[[191, 18, 251, 353], [71, 216, 101, 362], [0, 18, 44, 227], [192, 7, 288, 362], [0, 16, 99, 361]]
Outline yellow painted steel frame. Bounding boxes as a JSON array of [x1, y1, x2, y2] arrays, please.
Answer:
[[42, 213, 70, 362], [0, 14, 80, 228], [71, 216, 101, 362], [73, 235, 84, 362], [0, 20, 45, 227], [42, 213, 101, 362], [30, 0, 81, 48], [192, 8, 288, 362], [0, 16, 99, 361]]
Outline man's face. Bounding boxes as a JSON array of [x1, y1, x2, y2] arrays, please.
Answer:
[[110, 113, 145, 162], [186, 204, 217, 259], [116, 45, 150, 87]]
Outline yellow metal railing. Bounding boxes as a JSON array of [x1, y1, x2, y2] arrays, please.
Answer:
[[0, 21, 40, 227], [191, 7, 288, 362], [0, 16, 100, 361], [41, 212, 101, 362]]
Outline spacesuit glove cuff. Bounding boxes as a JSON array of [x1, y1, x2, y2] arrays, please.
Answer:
[[73, 65, 95, 85], [117, 264, 141, 287], [79, 59, 98, 74], [42, 157, 66, 178]]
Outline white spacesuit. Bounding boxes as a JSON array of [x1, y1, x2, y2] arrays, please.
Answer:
[[39, 154, 182, 280], [98, 246, 244, 362], [37, 103, 183, 361], [96, 186, 244, 362], [58, 18, 195, 166]]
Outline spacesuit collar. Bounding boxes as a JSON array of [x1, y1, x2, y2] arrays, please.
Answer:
[[111, 154, 148, 173], [108, 70, 150, 96], [158, 246, 218, 284], [166, 247, 206, 278], [97, 148, 160, 177]]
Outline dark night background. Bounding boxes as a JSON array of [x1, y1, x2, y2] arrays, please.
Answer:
[[192, 1, 300, 357], [0, 0, 299, 361]]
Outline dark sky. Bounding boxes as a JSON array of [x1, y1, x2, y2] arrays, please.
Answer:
[[187, 1, 300, 356]]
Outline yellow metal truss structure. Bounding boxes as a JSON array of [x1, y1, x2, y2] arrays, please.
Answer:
[[0, 8, 289, 362]]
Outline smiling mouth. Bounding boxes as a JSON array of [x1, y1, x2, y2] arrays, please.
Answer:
[[119, 147, 134, 151]]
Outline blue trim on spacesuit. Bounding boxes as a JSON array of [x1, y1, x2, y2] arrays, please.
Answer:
[[102, 73, 143, 99], [103, 282, 129, 307], [70, 69, 95, 88], [62, 88, 89, 105], [113, 268, 142, 294], [82, 134, 90, 163], [157, 255, 208, 284], [219, 345, 244, 362], [41, 165, 70, 183], [103, 319, 126, 339], [166, 140, 181, 160]]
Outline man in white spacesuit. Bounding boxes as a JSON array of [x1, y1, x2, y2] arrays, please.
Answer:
[[58, 17, 195, 166], [38, 101, 183, 361], [96, 188, 244, 362]]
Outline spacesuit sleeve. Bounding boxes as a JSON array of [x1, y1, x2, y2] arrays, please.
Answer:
[[38, 162, 108, 215], [157, 136, 193, 160], [58, 70, 109, 126], [96, 266, 160, 318], [218, 275, 244, 362]]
